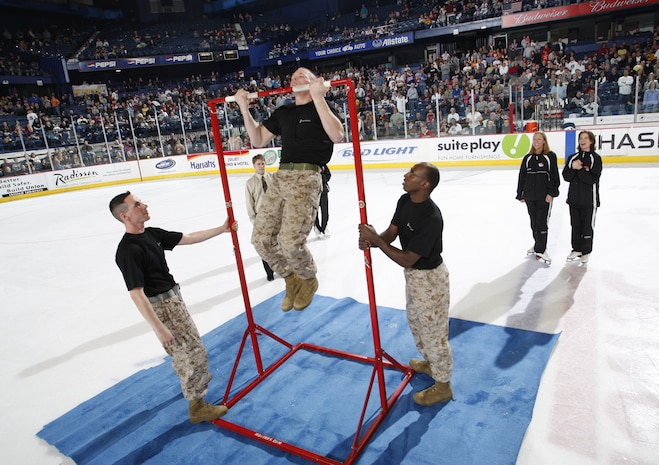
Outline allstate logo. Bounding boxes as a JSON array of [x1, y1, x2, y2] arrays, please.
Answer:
[[372, 39, 383, 48], [501, 134, 531, 159], [156, 159, 176, 170]]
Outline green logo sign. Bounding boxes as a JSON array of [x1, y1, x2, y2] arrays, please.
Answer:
[[263, 149, 279, 166], [501, 134, 531, 159]]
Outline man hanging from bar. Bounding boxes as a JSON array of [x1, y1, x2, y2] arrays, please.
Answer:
[[232, 68, 344, 312]]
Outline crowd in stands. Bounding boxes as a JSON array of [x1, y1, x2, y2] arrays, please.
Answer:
[[0, 0, 529, 72], [2, 23, 95, 68], [263, 0, 505, 59], [1, 1, 658, 177], [79, 20, 244, 61]]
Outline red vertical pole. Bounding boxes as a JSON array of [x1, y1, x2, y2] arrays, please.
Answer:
[[343, 80, 388, 409], [509, 102, 515, 133], [207, 100, 265, 375]]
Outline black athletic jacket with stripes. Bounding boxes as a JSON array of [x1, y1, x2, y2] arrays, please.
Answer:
[[562, 150, 602, 208], [516, 151, 561, 201]]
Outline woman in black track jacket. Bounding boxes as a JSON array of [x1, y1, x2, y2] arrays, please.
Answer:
[[562, 130, 602, 264], [516, 131, 561, 263]]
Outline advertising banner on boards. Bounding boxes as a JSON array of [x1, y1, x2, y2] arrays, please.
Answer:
[[2, 128, 658, 202]]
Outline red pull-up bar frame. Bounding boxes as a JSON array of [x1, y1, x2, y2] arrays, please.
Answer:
[[207, 78, 413, 465]]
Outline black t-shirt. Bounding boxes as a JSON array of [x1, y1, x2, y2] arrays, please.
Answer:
[[263, 100, 336, 165], [115, 227, 182, 296], [391, 193, 444, 270]]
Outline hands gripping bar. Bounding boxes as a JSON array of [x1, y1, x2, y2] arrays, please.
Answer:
[[222, 80, 333, 103]]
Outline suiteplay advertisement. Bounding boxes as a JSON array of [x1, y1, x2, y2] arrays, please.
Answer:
[[334, 128, 659, 166]]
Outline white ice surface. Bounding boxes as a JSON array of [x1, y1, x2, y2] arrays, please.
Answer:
[[1, 165, 657, 465]]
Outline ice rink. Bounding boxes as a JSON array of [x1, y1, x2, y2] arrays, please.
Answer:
[[1, 163, 658, 465]]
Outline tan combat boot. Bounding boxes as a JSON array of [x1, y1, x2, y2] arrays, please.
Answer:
[[412, 381, 453, 406], [293, 276, 318, 311], [409, 358, 432, 376], [281, 272, 302, 312], [189, 399, 228, 424]]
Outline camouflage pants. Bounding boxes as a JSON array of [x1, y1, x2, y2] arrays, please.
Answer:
[[404, 262, 453, 383], [251, 169, 322, 280], [151, 288, 210, 401]]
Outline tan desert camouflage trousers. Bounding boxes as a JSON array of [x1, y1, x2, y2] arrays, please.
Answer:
[[152, 289, 210, 401], [404, 262, 453, 383], [251, 169, 322, 280]]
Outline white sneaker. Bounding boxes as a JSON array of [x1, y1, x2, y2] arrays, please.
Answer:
[[527, 247, 535, 254], [566, 251, 582, 261], [581, 253, 590, 264], [535, 251, 551, 263]]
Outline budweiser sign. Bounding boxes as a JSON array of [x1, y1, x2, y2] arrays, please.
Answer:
[[502, 0, 659, 28]]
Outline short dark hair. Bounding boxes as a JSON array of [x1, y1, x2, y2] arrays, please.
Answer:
[[109, 191, 131, 222], [252, 154, 265, 164], [419, 162, 440, 191]]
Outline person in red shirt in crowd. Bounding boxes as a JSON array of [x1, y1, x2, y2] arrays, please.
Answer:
[[418, 121, 436, 138], [597, 42, 611, 60]]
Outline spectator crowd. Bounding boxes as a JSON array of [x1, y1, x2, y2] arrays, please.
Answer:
[[1, 0, 658, 178]]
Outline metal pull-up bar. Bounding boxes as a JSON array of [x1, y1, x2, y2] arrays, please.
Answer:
[[222, 81, 331, 102], [205, 77, 412, 465]]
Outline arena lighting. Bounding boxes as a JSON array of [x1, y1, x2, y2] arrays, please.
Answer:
[[207, 79, 413, 465]]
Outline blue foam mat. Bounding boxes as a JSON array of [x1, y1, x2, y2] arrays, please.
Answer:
[[38, 293, 559, 465]]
